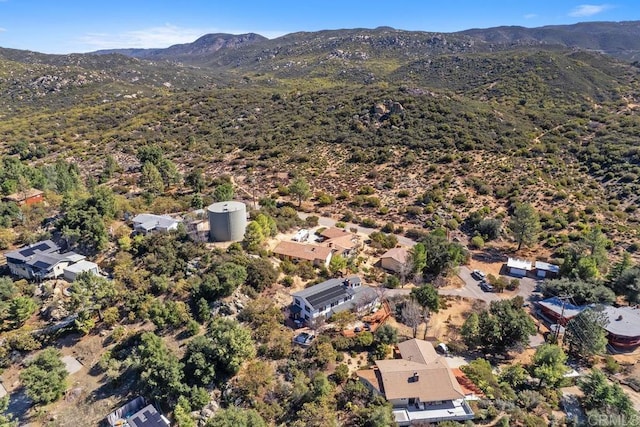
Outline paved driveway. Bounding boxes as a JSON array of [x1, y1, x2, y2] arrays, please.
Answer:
[[385, 265, 539, 306], [441, 266, 500, 303]]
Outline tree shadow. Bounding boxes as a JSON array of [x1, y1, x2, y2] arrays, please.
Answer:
[[7, 387, 32, 423]]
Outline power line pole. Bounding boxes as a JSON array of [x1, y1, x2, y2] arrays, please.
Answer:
[[554, 295, 572, 343]]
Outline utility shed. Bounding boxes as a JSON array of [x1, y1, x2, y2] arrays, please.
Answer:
[[63, 260, 99, 281], [535, 261, 560, 278], [506, 258, 532, 277]]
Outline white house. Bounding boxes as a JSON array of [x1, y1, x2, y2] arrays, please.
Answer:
[[4, 240, 85, 280], [290, 276, 377, 322], [131, 214, 180, 234], [63, 260, 100, 282]]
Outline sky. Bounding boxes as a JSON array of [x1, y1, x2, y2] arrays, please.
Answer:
[[0, 1, 638, 54]]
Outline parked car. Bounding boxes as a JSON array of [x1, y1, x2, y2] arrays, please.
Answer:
[[293, 332, 315, 346], [472, 269, 486, 280], [480, 281, 494, 292]]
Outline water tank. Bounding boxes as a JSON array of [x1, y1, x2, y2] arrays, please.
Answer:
[[207, 201, 247, 242]]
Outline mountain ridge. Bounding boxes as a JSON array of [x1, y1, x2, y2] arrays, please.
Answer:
[[86, 20, 640, 64]]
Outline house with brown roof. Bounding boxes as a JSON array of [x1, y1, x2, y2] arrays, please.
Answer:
[[272, 241, 333, 267], [3, 188, 44, 206], [357, 339, 474, 426], [380, 247, 409, 273], [319, 227, 351, 240]]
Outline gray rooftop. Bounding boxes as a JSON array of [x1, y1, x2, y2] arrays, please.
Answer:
[[128, 404, 169, 427], [535, 261, 560, 273], [207, 201, 246, 213], [4, 240, 59, 262], [26, 251, 84, 271], [132, 214, 179, 231], [602, 305, 640, 338], [293, 276, 362, 310], [538, 297, 586, 319]]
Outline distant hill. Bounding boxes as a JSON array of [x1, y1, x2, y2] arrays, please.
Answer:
[[88, 21, 640, 66], [93, 33, 268, 63], [459, 21, 640, 62]]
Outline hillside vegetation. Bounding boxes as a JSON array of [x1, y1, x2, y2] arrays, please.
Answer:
[[0, 22, 640, 426]]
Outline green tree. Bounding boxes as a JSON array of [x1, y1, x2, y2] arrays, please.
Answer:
[[531, 344, 568, 389], [499, 363, 529, 390], [140, 161, 164, 195], [243, 221, 266, 252], [137, 145, 164, 165], [408, 242, 427, 275], [214, 262, 248, 295], [583, 226, 611, 272], [461, 358, 514, 400], [355, 403, 395, 427], [461, 312, 481, 348], [478, 298, 536, 353], [289, 178, 311, 207], [613, 267, 640, 304], [214, 182, 234, 202], [410, 284, 441, 313], [19, 348, 68, 405], [66, 272, 118, 318], [157, 158, 181, 187], [508, 203, 540, 251], [254, 213, 277, 237], [184, 318, 256, 386], [9, 296, 37, 326], [579, 369, 638, 426], [329, 254, 347, 276], [0, 395, 17, 426], [608, 252, 633, 285], [185, 168, 205, 193], [374, 324, 398, 345], [206, 407, 267, 427], [137, 332, 185, 404], [540, 278, 615, 305], [246, 258, 278, 291], [565, 306, 609, 360]]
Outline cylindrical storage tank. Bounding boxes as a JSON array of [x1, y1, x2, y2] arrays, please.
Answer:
[[207, 201, 247, 242]]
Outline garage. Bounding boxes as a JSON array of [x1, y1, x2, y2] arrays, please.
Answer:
[[506, 258, 532, 277]]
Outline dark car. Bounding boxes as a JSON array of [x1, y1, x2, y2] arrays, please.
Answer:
[[472, 269, 486, 280], [480, 281, 494, 292]]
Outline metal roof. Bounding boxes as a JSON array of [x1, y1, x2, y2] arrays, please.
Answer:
[[63, 260, 98, 274], [507, 257, 532, 270], [535, 261, 560, 273], [293, 276, 362, 310], [602, 305, 640, 338], [26, 252, 84, 271], [4, 240, 59, 262], [132, 214, 179, 231], [537, 297, 586, 319], [207, 201, 246, 213]]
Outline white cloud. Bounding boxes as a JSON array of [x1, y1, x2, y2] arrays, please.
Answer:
[[568, 4, 612, 17], [77, 24, 285, 51], [524, 13, 538, 19], [0, 27, 6, 33]]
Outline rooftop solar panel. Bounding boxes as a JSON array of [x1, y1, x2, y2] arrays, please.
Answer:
[[20, 248, 36, 257], [306, 285, 350, 309]]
